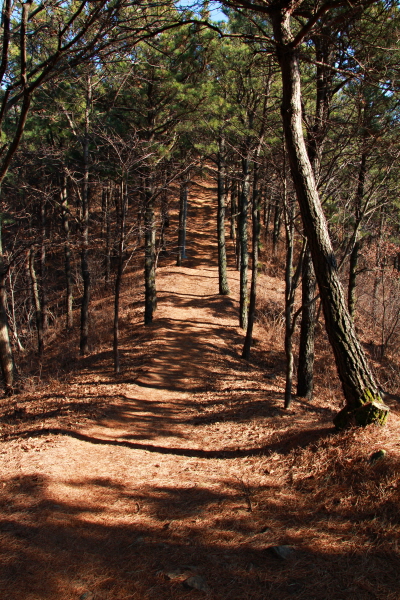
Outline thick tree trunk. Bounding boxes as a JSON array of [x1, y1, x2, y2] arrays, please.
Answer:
[[272, 9, 388, 427], [217, 136, 230, 295], [242, 161, 261, 359], [144, 177, 157, 325], [297, 246, 316, 398], [239, 156, 250, 329]]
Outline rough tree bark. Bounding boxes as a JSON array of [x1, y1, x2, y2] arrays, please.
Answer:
[[271, 6, 388, 427]]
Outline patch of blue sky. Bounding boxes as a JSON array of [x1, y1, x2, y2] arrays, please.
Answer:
[[175, 0, 228, 21]]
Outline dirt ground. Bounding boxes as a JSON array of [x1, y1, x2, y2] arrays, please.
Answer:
[[1, 183, 400, 600]]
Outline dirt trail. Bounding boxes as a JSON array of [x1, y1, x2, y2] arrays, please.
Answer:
[[1, 183, 293, 600], [4, 184, 396, 600]]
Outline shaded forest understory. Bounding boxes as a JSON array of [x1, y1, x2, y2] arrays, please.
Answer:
[[1, 185, 400, 600]]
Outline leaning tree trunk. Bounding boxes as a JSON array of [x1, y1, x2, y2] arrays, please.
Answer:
[[217, 136, 230, 295], [272, 9, 388, 428]]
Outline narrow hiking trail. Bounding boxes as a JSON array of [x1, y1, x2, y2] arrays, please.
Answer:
[[1, 183, 298, 600], [3, 183, 399, 600]]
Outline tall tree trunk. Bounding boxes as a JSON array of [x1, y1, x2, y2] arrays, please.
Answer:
[[297, 246, 316, 398], [230, 179, 237, 242], [80, 74, 92, 356], [272, 199, 281, 256], [348, 152, 367, 318], [283, 195, 295, 409], [28, 247, 44, 357], [144, 176, 156, 325], [0, 221, 13, 393], [177, 174, 188, 266], [61, 175, 73, 330], [104, 182, 112, 287], [39, 197, 48, 333], [114, 180, 126, 374], [217, 136, 230, 295], [272, 9, 388, 427], [242, 160, 261, 359], [296, 32, 331, 399], [239, 155, 250, 329]]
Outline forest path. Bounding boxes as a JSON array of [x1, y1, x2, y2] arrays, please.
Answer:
[[0, 184, 296, 600]]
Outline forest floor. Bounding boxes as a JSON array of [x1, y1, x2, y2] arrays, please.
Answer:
[[1, 183, 400, 600]]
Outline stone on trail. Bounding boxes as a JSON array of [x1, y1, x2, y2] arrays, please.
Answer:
[[183, 574, 210, 593], [369, 449, 387, 464], [268, 545, 295, 560]]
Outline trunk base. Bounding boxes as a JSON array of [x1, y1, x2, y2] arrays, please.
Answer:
[[334, 390, 389, 430]]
